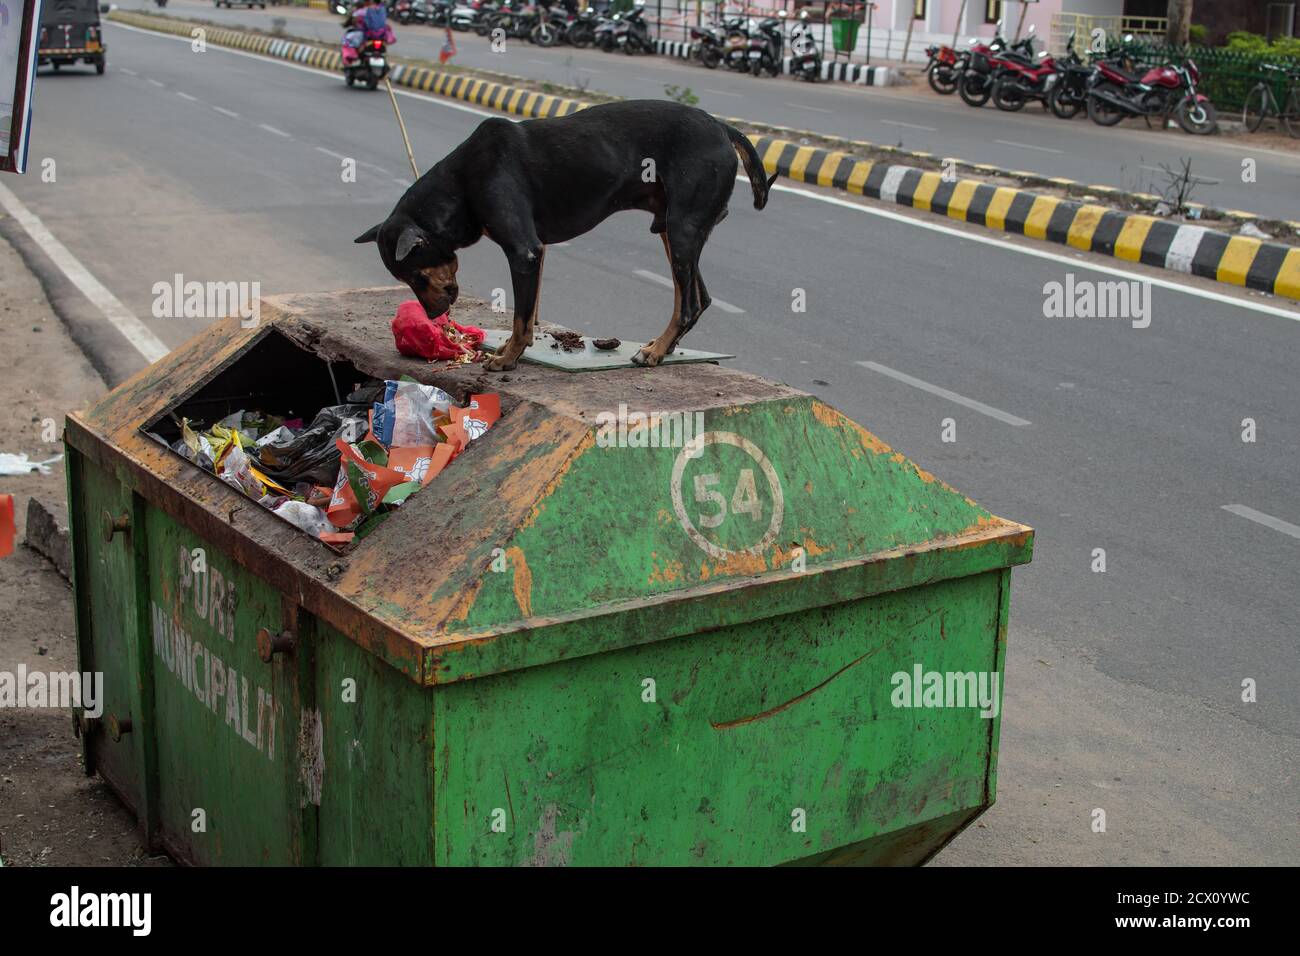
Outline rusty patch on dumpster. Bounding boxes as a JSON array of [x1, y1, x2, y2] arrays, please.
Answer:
[[507, 546, 532, 618]]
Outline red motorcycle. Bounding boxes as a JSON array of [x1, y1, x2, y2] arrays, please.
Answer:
[[990, 47, 1059, 112], [1087, 58, 1217, 134], [958, 27, 1038, 108]]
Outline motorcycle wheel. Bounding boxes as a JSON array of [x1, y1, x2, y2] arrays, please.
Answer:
[[764, 60, 780, 78], [1087, 85, 1126, 126], [475, 19, 492, 37], [1177, 97, 1217, 135], [345, 72, 355, 87], [532, 25, 556, 47], [928, 65, 958, 95], [569, 28, 592, 49], [1048, 85, 1082, 119], [700, 46, 720, 69], [398, 12, 411, 23], [958, 73, 991, 107], [451, 21, 468, 31], [992, 78, 1026, 112], [367, 73, 379, 90]]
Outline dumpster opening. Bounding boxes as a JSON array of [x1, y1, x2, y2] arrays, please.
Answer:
[[141, 326, 500, 549]]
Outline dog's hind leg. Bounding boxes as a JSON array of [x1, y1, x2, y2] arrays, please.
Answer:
[[484, 243, 544, 372], [632, 234, 686, 368]]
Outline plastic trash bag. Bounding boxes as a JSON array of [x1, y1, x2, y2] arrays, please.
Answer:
[[255, 404, 368, 486]]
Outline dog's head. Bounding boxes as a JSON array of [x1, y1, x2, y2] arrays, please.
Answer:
[[355, 217, 460, 319]]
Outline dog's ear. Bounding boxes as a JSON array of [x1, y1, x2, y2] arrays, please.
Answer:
[[354, 224, 382, 244], [394, 225, 429, 262]]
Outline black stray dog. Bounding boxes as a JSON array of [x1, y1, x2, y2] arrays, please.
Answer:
[[355, 99, 776, 370]]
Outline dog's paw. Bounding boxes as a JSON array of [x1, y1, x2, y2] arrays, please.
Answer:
[[631, 348, 663, 368]]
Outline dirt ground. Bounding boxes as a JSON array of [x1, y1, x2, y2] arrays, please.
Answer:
[[0, 231, 170, 866]]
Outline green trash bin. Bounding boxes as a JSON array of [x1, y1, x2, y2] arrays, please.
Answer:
[[64, 286, 1033, 866], [830, 16, 860, 55]]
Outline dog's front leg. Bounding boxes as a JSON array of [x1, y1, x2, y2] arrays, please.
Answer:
[[484, 246, 544, 372]]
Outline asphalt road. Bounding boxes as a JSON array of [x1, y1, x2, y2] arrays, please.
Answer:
[[4, 20, 1297, 865], [114, 0, 1300, 220]]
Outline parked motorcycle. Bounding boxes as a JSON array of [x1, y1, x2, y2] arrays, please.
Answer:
[[566, 7, 599, 48], [924, 42, 965, 94], [1087, 55, 1217, 134], [531, 5, 562, 46], [394, 0, 430, 25], [991, 43, 1060, 112], [689, 18, 727, 69], [957, 20, 1035, 108], [787, 9, 822, 82]]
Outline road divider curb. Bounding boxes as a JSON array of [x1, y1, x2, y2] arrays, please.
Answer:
[[750, 134, 1300, 302], [107, 12, 1299, 304]]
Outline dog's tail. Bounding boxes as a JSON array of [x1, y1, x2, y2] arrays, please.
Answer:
[[724, 123, 778, 211]]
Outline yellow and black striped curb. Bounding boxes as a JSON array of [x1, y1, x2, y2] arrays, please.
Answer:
[[753, 135, 1300, 302], [109, 13, 1300, 303], [108, 11, 592, 120]]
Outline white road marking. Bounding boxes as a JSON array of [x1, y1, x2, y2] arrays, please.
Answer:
[[259, 123, 291, 137], [176, 91, 199, 101], [119, 67, 137, 75], [0, 181, 170, 363], [147, 78, 164, 87], [857, 361, 1032, 427], [703, 88, 743, 97], [994, 139, 1063, 154], [212, 105, 240, 118], [786, 103, 832, 113], [575, 67, 604, 74], [882, 119, 936, 131], [633, 269, 744, 313], [315, 146, 348, 160], [765, 180, 1300, 323], [1221, 505, 1300, 540]]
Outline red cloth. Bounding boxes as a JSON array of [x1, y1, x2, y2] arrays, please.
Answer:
[[391, 300, 485, 361]]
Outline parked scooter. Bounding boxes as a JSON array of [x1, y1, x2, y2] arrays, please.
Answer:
[[749, 11, 786, 78], [787, 9, 822, 82], [721, 17, 758, 72], [615, 1, 651, 55], [1087, 51, 1217, 134], [593, 10, 619, 50]]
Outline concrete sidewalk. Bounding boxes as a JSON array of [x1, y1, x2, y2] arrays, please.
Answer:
[[0, 232, 165, 866]]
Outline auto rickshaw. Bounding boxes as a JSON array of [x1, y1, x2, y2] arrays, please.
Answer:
[[38, 0, 106, 74]]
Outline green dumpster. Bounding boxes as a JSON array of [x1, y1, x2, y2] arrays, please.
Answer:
[[64, 287, 1033, 866], [830, 16, 860, 55]]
